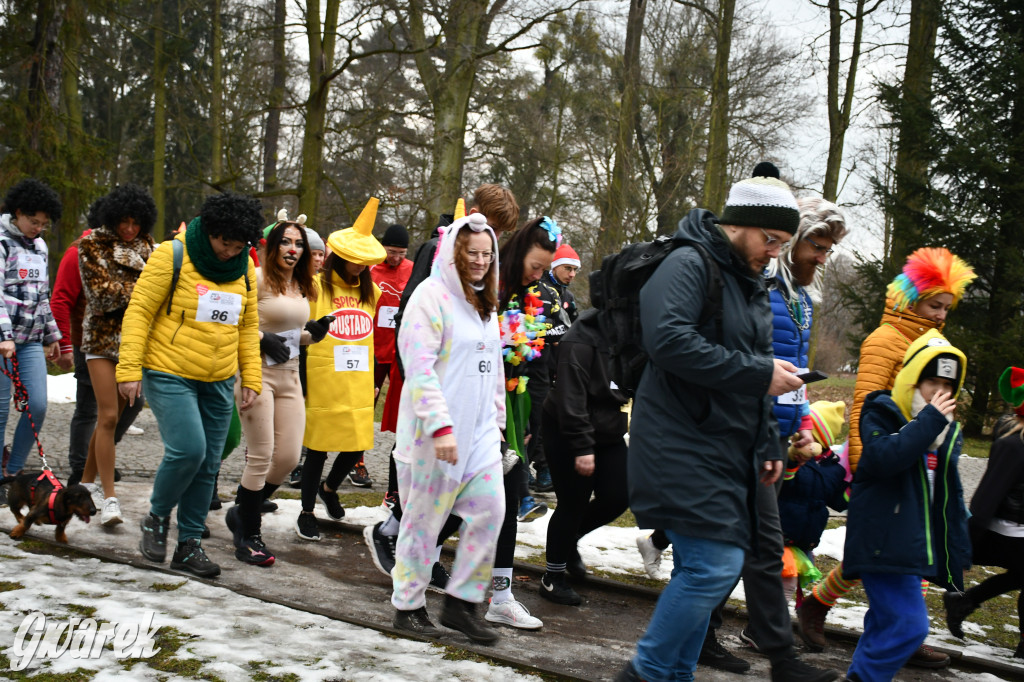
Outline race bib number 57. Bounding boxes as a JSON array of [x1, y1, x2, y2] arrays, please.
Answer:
[[334, 345, 370, 372]]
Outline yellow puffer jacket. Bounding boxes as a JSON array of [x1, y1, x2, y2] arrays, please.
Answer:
[[848, 299, 940, 472], [115, 233, 261, 392]]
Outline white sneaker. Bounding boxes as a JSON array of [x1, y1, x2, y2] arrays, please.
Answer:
[[484, 598, 543, 630], [101, 497, 123, 526], [126, 425, 144, 436], [636, 534, 664, 579]]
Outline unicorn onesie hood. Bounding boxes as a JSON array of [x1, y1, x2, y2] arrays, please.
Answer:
[[394, 212, 505, 481]]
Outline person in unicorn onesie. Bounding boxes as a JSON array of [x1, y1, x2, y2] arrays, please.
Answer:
[[390, 212, 507, 644]]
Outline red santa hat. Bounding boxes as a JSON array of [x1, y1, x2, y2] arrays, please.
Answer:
[[551, 244, 581, 270]]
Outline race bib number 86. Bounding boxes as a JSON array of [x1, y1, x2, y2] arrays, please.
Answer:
[[195, 286, 242, 325]]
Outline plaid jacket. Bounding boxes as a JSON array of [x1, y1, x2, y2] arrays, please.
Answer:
[[0, 215, 61, 345]]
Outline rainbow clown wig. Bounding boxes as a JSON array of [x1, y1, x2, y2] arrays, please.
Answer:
[[886, 247, 976, 312]]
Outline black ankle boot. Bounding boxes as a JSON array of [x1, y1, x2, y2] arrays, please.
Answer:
[[261, 483, 280, 513], [228, 486, 262, 549], [440, 595, 499, 643], [943, 590, 977, 639]]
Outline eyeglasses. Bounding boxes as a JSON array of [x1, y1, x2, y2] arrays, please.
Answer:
[[759, 229, 780, 247], [804, 236, 835, 256], [467, 250, 494, 263], [25, 216, 50, 231]]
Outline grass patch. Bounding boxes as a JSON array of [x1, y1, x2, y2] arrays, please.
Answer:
[[247, 660, 300, 682], [0, 652, 96, 680], [272, 489, 300, 500], [65, 604, 97, 618], [962, 435, 992, 459], [121, 626, 221, 680], [150, 581, 187, 592], [16, 539, 91, 560], [608, 509, 638, 529], [338, 491, 386, 508], [0, 580, 25, 592]]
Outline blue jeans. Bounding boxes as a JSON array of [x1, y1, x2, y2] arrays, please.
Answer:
[[143, 369, 234, 542], [0, 343, 48, 473], [849, 573, 930, 682], [633, 531, 745, 681]]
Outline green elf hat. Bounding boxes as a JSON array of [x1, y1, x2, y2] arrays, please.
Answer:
[[263, 209, 307, 240], [998, 367, 1024, 413]]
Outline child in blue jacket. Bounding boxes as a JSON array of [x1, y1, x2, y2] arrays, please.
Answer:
[[842, 329, 971, 681]]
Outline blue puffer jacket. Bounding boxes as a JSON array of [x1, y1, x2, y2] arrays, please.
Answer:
[[842, 391, 971, 590], [779, 453, 848, 551], [768, 279, 812, 437]]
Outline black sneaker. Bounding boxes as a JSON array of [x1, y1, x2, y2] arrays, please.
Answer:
[[201, 524, 211, 539], [170, 538, 221, 578], [236, 535, 275, 566], [428, 561, 451, 594], [209, 494, 222, 511], [139, 513, 170, 563], [114, 467, 122, 483], [225, 505, 243, 548], [441, 595, 499, 644], [347, 463, 373, 488], [394, 606, 441, 637], [699, 632, 751, 674], [317, 482, 345, 520], [261, 499, 278, 513], [539, 572, 582, 606], [289, 464, 303, 489], [295, 512, 321, 541], [67, 469, 83, 486], [770, 655, 840, 682], [364, 521, 397, 577]]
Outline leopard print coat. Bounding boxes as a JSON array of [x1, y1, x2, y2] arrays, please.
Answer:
[[79, 227, 154, 360]]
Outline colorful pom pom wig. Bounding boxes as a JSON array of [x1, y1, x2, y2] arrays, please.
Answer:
[[886, 247, 976, 312]]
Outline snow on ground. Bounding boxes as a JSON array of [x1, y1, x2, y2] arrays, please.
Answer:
[[0, 534, 536, 681], [46, 373, 77, 404]]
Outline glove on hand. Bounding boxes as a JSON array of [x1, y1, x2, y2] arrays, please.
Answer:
[[260, 332, 291, 364], [305, 314, 335, 343]]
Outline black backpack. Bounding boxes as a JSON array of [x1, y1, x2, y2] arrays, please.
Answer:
[[590, 218, 723, 397]]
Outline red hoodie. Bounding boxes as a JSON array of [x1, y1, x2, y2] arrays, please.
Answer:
[[51, 229, 92, 356]]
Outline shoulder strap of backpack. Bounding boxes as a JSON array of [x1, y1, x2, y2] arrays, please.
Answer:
[[689, 242, 724, 343], [165, 238, 183, 315]]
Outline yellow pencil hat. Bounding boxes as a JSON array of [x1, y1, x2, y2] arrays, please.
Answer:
[[327, 197, 386, 266], [453, 198, 466, 221]]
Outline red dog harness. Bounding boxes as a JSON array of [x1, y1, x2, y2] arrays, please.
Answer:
[[29, 470, 64, 524]]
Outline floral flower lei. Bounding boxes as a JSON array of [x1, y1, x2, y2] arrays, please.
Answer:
[[499, 284, 550, 391]]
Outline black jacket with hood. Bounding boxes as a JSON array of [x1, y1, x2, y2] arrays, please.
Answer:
[[627, 208, 778, 551], [542, 309, 628, 457]]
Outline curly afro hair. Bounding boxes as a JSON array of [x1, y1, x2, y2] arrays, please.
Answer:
[[2, 178, 62, 223], [86, 196, 107, 230], [199, 192, 263, 246], [100, 184, 156, 236]]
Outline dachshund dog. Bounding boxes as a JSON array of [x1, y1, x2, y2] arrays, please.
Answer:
[[2, 471, 97, 543]]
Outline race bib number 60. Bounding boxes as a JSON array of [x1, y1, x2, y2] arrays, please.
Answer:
[[469, 341, 497, 377], [195, 286, 242, 325]]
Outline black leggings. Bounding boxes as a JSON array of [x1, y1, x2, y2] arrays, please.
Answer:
[[968, 570, 1024, 630], [300, 449, 362, 512], [542, 415, 629, 565], [495, 460, 527, 568]]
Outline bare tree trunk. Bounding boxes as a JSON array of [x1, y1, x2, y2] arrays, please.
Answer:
[[823, 0, 869, 202], [297, 0, 340, 220], [58, 0, 87, 245], [210, 0, 224, 191], [27, 0, 65, 153], [594, 0, 646, 267], [888, 0, 941, 268], [262, 0, 287, 204], [702, 0, 734, 214], [152, 0, 169, 239]]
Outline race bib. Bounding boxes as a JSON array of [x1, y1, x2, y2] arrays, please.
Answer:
[[777, 367, 808, 406], [15, 252, 45, 282], [468, 341, 497, 377], [377, 305, 398, 329], [266, 328, 301, 366], [334, 344, 370, 372], [195, 286, 242, 325]]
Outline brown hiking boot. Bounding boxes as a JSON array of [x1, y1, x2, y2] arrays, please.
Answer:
[[905, 644, 949, 669], [796, 596, 830, 651]]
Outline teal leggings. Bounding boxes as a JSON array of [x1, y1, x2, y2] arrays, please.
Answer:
[[143, 369, 234, 542]]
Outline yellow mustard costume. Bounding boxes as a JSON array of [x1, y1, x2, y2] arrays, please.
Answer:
[[303, 198, 385, 452]]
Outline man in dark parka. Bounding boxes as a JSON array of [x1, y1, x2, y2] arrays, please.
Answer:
[[618, 173, 820, 682]]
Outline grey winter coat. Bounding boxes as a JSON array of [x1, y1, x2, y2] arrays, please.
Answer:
[[627, 208, 780, 551]]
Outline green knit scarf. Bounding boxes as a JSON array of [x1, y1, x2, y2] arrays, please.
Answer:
[[185, 217, 250, 283]]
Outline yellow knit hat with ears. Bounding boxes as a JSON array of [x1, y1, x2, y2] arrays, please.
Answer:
[[453, 198, 466, 221], [326, 197, 386, 266], [808, 400, 846, 449]]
